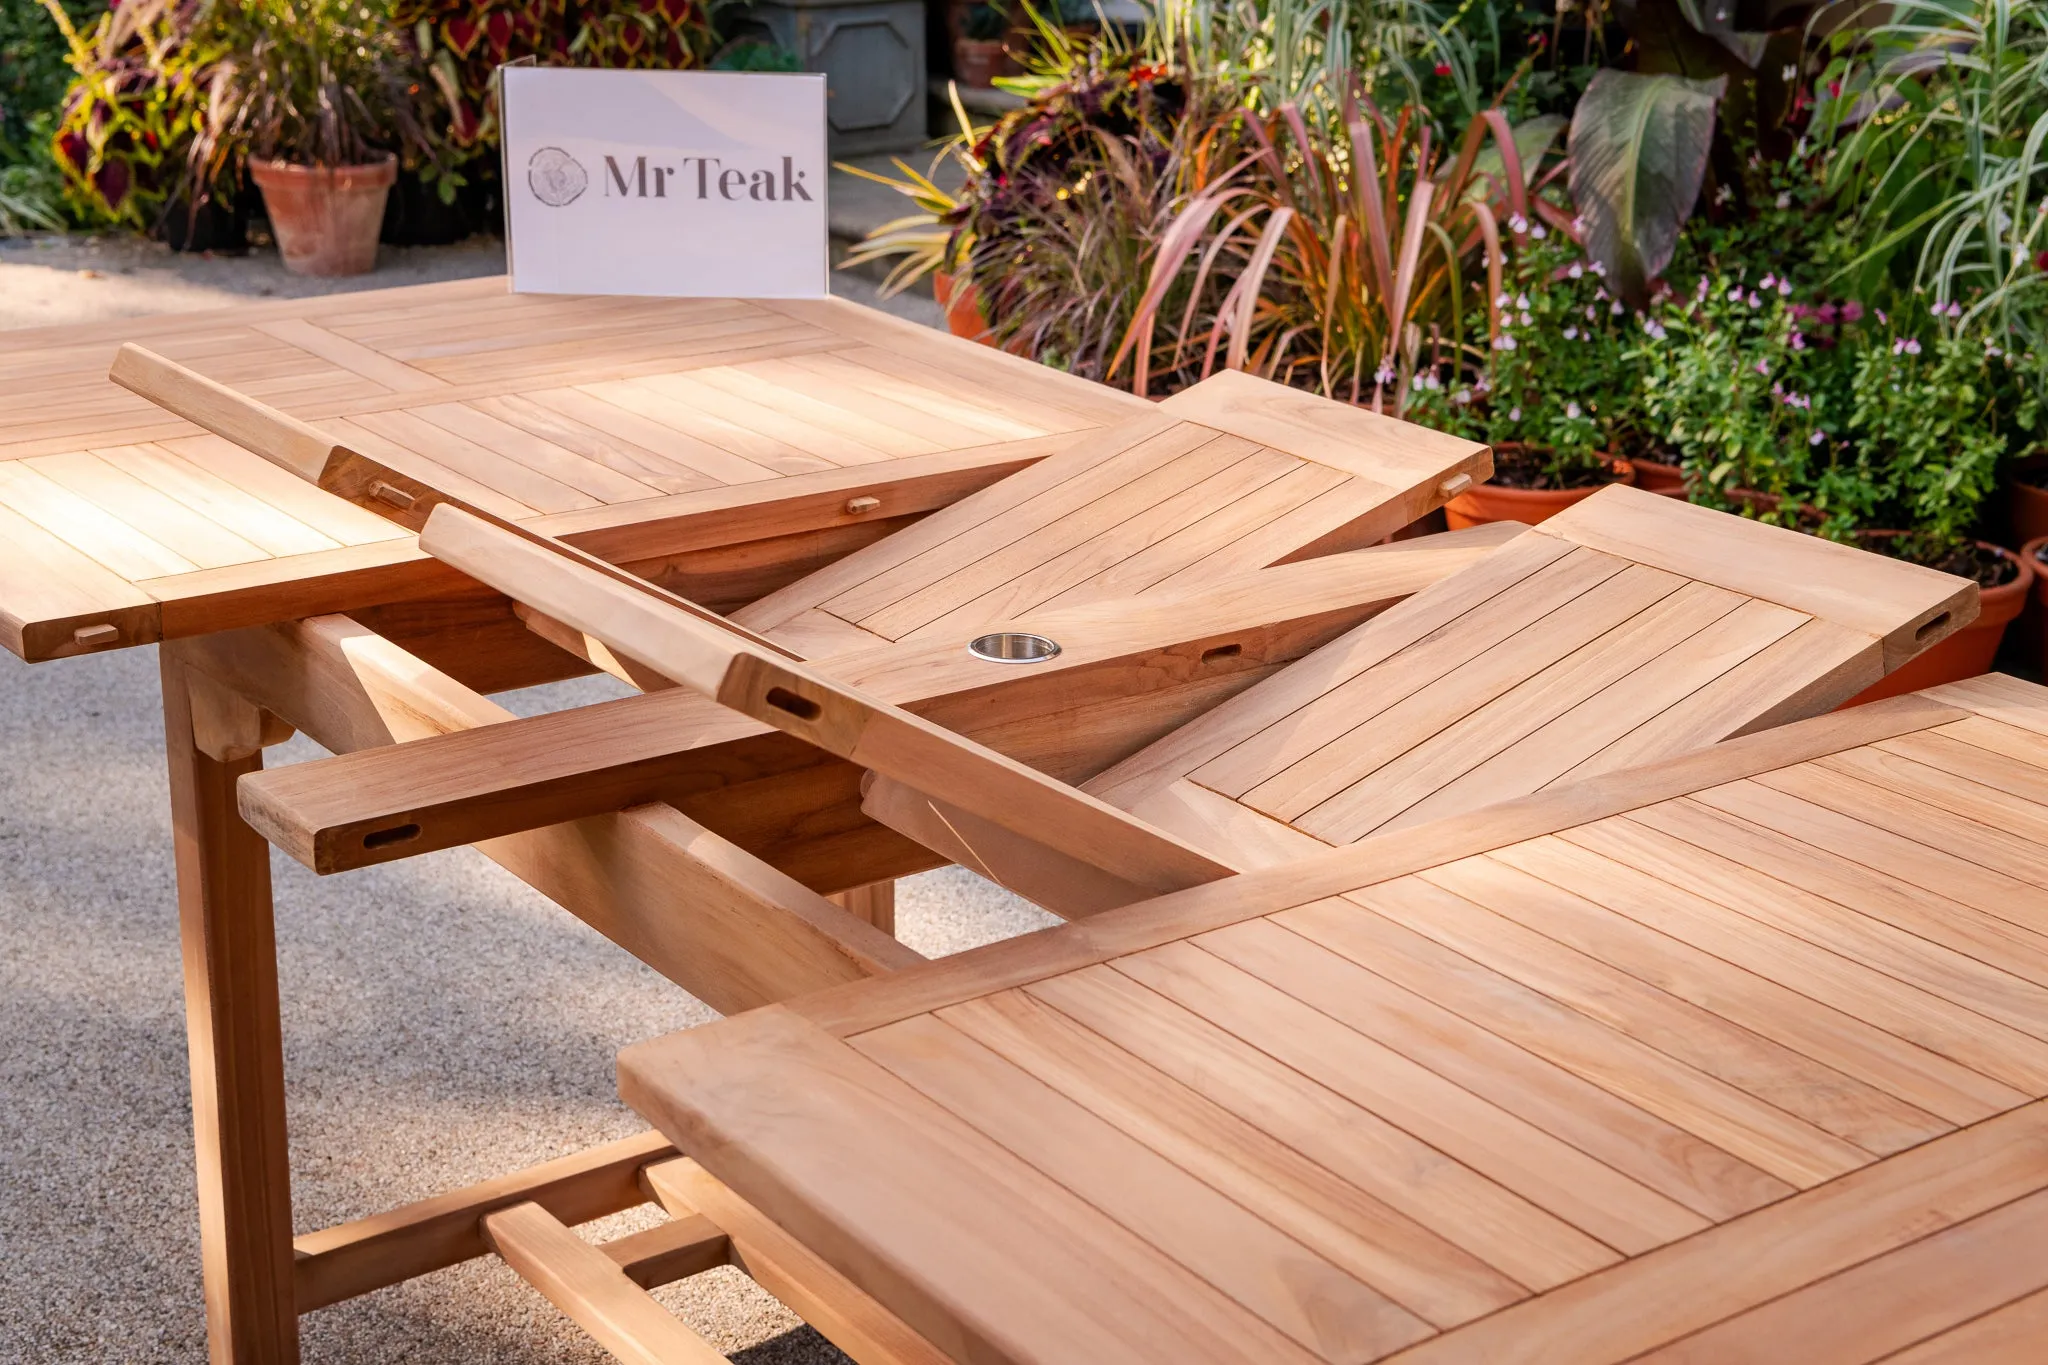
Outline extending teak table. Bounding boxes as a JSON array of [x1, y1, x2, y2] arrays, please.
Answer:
[[3, 278, 2038, 1365]]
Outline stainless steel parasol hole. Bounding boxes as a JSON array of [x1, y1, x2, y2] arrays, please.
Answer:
[[968, 632, 1062, 664]]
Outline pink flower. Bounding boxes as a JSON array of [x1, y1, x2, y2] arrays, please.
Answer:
[[1790, 331, 1806, 350], [1755, 359, 1770, 375], [1841, 301, 1865, 322]]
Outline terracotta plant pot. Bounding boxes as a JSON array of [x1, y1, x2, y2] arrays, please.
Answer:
[[2018, 535, 2048, 678], [1845, 541, 2033, 705], [932, 269, 990, 344], [954, 36, 1012, 87], [1444, 453, 1635, 529], [1630, 456, 1689, 498], [249, 154, 397, 277], [2005, 466, 2048, 547]]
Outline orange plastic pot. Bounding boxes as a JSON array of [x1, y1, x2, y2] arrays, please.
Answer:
[[932, 270, 988, 343], [1845, 541, 2033, 705], [249, 154, 396, 277], [1444, 453, 1635, 529]]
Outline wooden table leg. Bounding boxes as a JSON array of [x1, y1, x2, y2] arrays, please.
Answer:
[[162, 646, 299, 1363], [829, 880, 896, 937]]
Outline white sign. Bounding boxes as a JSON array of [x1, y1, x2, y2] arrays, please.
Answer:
[[501, 68, 829, 298]]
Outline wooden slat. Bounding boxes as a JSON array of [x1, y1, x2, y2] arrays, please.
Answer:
[[1020, 962, 1614, 1290], [1379, 1099, 2048, 1365], [1538, 482, 1973, 669], [1627, 1186, 2048, 1364], [1195, 917, 1792, 1221], [481, 1201, 731, 1365], [1285, 886, 1880, 1185], [293, 1130, 678, 1311], [853, 1012, 1436, 1361], [936, 987, 1527, 1328], [1880, 1285, 2048, 1364], [29, 449, 271, 569], [620, 1005, 1327, 1365]]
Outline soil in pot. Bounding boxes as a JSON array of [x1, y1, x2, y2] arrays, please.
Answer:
[[250, 154, 397, 277], [1444, 444, 1634, 529], [1844, 538, 2032, 705]]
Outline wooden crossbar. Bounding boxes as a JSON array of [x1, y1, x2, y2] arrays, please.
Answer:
[[418, 502, 1238, 900]]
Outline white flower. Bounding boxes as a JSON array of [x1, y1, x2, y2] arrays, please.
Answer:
[[1564, 326, 1579, 340], [1760, 274, 1776, 289], [1565, 401, 1582, 419], [1493, 334, 1518, 351], [1746, 291, 1762, 308], [1809, 430, 1825, 446], [1495, 292, 1510, 307], [1509, 406, 1522, 421], [1775, 192, 1791, 209], [1474, 375, 1491, 392], [1572, 216, 1586, 233], [1531, 225, 1548, 239], [1423, 373, 1441, 389], [1715, 184, 1735, 204], [1590, 260, 1605, 276], [1782, 64, 1798, 81], [1568, 263, 1584, 279], [1508, 214, 1529, 234], [1585, 304, 1598, 320], [1375, 363, 1397, 386], [1778, 280, 1792, 296], [1643, 319, 1668, 340], [1516, 294, 1530, 309], [1519, 311, 1533, 326], [1452, 388, 1472, 405], [1727, 287, 1744, 302], [1611, 301, 1624, 315]]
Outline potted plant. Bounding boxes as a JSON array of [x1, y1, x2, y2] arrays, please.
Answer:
[[201, 0, 430, 276], [1407, 233, 1639, 526]]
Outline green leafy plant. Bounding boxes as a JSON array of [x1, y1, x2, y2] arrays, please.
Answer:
[[197, 0, 429, 170], [1563, 0, 1816, 303], [1406, 229, 1648, 486], [1815, 0, 2048, 342]]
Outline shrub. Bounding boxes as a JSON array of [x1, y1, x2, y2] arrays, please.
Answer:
[[38, 0, 228, 231], [396, 0, 723, 156]]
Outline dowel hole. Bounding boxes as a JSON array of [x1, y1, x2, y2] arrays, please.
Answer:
[[362, 823, 421, 850], [1201, 642, 1243, 664], [1915, 612, 1951, 641], [764, 687, 822, 721]]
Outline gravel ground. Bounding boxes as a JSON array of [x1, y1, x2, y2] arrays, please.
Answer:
[[0, 643, 1055, 1361], [0, 234, 1014, 1359]]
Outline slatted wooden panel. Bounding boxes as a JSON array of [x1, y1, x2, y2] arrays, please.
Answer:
[[0, 281, 1145, 660], [733, 370, 1491, 647], [620, 675, 2048, 1365], [1087, 484, 1974, 864]]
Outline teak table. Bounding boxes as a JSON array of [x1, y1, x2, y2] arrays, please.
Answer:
[[2, 279, 2032, 1365]]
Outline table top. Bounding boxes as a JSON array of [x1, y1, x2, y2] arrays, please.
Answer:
[[1088, 485, 1973, 866], [0, 278, 1145, 661], [622, 670, 2048, 1365]]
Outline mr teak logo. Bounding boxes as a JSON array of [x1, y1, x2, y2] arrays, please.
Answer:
[[588, 152, 814, 204]]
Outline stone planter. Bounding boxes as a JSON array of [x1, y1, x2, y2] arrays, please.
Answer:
[[750, 0, 926, 153]]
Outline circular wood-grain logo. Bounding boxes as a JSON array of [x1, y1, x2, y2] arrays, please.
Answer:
[[527, 147, 588, 207]]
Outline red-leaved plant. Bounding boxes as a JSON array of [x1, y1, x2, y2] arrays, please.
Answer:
[[1111, 82, 1566, 413]]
